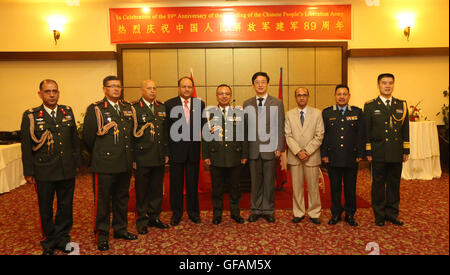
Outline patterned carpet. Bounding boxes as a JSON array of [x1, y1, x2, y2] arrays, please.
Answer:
[[0, 167, 448, 255]]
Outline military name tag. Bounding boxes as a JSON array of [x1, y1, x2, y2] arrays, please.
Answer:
[[374, 110, 381, 115], [329, 117, 336, 121], [346, 116, 358, 121], [36, 121, 46, 125]]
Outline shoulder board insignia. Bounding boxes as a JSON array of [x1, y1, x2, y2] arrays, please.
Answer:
[[365, 99, 375, 104], [28, 108, 34, 112]]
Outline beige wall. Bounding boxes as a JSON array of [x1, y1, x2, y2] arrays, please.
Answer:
[[0, 0, 448, 130]]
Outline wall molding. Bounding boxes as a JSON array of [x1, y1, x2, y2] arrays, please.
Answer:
[[0, 51, 117, 61], [347, 47, 449, 57]]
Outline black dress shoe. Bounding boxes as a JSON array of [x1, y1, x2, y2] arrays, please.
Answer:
[[292, 216, 305, 223], [55, 243, 74, 254], [212, 217, 222, 225], [231, 215, 245, 224], [189, 216, 202, 224], [138, 227, 148, 235], [148, 218, 169, 229], [263, 214, 276, 223], [113, 232, 138, 240], [328, 215, 342, 225], [170, 217, 181, 226], [375, 220, 385, 226], [344, 215, 358, 227], [97, 241, 109, 251], [248, 214, 261, 222], [386, 217, 404, 226], [42, 248, 54, 255], [310, 217, 321, 225]]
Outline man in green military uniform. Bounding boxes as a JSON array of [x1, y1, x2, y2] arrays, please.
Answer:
[[132, 80, 169, 234], [83, 75, 137, 251], [203, 84, 248, 225], [363, 73, 410, 227], [21, 79, 81, 255]]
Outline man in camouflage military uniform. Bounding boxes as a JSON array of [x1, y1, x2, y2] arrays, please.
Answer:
[[83, 75, 137, 251], [21, 79, 81, 255], [203, 84, 248, 225], [132, 80, 169, 234], [363, 73, 409, 227]]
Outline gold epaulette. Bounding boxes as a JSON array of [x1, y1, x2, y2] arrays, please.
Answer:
[[365, 99, 375, 104], [403, 142, 410, 149]]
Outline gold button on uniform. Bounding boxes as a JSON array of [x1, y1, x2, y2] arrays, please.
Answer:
[[340, 144, 344, 147], [386, 138, 389, 141]]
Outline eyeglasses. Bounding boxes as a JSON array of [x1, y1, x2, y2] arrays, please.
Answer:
[[105, 85, 122, 89]]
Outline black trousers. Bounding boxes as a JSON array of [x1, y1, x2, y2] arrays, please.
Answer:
[[134, 165, 165, 230], [371, 162, 402, 222], [210, 165, 242, 218], [35, 178, 75, 250], [169, 161, 200, 220], [327, 166, 358, 217], [93, 172, 131, 243]]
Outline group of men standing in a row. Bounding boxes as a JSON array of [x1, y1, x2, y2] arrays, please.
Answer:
[[21, 72, 409, 255]]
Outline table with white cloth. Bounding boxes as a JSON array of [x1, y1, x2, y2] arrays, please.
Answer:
[[0, 143, 26, 194], [402, 121, 442, 180]]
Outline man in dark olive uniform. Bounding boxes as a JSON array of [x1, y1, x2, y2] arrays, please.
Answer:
[[203, 84, 248, 225], [21, 79, 81, 255], [83, 75, 137, 251], [363, 73, 409, 227], [132, 80, 169, 234]]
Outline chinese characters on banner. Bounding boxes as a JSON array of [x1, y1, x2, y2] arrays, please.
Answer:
[[109, 5, 351, 43]]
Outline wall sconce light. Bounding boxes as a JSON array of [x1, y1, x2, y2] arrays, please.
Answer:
[[47, 15, 68, 45], [397, 12, 415, 41]]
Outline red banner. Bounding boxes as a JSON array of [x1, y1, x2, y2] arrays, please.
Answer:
[[109, 5, 351, 43]]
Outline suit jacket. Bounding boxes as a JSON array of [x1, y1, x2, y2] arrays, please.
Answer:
[[202, 105, 248, 167], [132, 98, 168, 167], [321, 105, 366, 167], [164, 96, 205, 163], [363, 96, 410, 163], [82, 97, 134, 173], [21, 104, 81, 181], [243, 95, 285, 160], [285, 106, 324, 167]]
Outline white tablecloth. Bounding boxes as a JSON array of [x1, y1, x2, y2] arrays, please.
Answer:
[[0, 143, 26, 193], [402, 121, 442, 180]]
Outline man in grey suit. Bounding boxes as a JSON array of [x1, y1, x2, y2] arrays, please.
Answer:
[[243, 72, 285, 223], [285, 87, 324, 225]]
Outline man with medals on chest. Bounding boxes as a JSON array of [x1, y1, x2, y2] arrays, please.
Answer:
[[21, 79, 81, 255], [363, 73, 410, 227], [203, 84, 248, 225], [321, 84, 366, 227], [132, 80, 169, 234], [83, 75, 137, 251]]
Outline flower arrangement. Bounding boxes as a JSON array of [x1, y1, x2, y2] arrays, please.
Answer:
[[409, 100, 425, 121]]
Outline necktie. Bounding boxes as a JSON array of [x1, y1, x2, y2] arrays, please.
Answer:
[[184, 100, 190, 123], [386, 99, 391, 109], [114, 103, 120, 116], [341, 108, 345, 116], [257, 98, 264, 107], [51, 110, 56, 121], [222, 108, 226, 119], [300, 110, 304, 126], [149, 103, 154, 114]]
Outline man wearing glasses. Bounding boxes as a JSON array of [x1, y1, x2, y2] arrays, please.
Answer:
[[243, 72, 285, 223], [83, 75, 138, 251]]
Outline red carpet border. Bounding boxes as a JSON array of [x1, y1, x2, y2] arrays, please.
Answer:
[[0, 168, 448, 255]]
